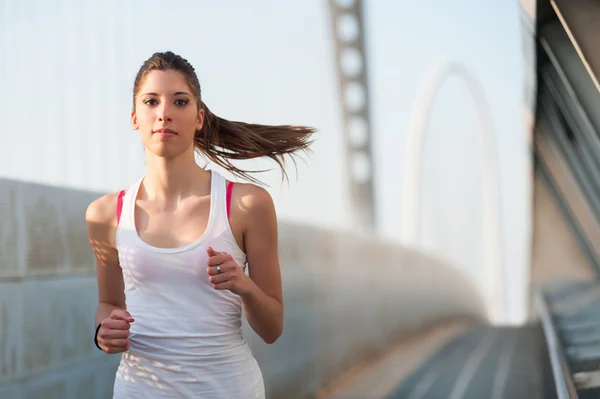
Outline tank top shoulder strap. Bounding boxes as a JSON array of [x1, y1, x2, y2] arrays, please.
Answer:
[[209, 170, 232, 224], [117, 178, 143, 229], [208, 170, 245, 260]]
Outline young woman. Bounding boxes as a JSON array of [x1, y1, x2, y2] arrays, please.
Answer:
[[85, 51, 315, 398]]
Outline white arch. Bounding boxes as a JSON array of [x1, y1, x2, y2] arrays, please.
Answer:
[[400, 61, 505, 324]]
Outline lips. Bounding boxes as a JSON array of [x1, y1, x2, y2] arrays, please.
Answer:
[[153, 128, 178, 135]]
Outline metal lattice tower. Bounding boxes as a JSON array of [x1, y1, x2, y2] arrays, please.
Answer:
[[327, 0, 376, 230]]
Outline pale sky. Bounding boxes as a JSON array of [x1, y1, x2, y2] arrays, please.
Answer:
[[0, 0, 524, 233], [0, 0, 528, 321]]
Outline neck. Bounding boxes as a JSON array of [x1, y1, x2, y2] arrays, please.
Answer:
[[143, 149, 209, 200]]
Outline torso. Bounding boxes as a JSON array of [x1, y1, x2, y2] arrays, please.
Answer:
[[110, 169, 264, 399]]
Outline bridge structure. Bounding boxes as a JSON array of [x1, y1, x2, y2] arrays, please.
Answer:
[[323, 0, 600, 398]]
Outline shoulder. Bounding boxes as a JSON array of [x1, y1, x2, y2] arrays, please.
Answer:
[[86, 191, 124, 228], [230, 182, 275, 216], [230, 182, 278, 247]]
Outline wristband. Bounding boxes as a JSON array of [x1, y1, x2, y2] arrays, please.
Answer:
[[94, 323, 103, 352]]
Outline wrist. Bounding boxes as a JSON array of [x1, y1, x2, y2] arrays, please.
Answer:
[[93, 323, 103, 352], [239, 275, 258, 299]]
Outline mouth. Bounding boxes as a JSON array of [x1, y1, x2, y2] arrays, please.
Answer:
[[153, 128, 178, 135]]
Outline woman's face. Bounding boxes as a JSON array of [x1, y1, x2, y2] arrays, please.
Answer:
[[132, 69, 204, 158]]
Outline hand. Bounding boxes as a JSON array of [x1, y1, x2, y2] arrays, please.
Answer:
[[97, 309, 134, 354], [207, 246, 251, 296]]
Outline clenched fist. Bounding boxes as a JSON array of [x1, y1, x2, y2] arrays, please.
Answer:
[[96, 309, 134, 354]]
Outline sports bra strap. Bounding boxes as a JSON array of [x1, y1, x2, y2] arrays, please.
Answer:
[[226, 182, 234, 220]]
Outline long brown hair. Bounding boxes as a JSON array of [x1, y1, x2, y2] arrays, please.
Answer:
[[133, 51, 316, 183]]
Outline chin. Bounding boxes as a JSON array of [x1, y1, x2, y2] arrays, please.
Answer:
[[147, 144, 188, 159]]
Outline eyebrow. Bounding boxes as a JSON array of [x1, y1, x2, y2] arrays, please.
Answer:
[[141, 92, 191, 96]]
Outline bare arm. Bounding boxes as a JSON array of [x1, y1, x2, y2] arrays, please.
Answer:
[[238, 185, 284, 344], [86, 193, 133, 353]]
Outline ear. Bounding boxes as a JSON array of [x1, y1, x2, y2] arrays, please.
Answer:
[[196, 108, 205, 131], [131, 110, 139, 130]]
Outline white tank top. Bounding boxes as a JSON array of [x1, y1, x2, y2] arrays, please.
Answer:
[[112, 170, 265, 399]]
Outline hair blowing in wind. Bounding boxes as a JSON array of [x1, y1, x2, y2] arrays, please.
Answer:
[[133, 51, 316, 184]]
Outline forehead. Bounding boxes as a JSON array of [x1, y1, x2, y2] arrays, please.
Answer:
[[139, 69, 191, 94]]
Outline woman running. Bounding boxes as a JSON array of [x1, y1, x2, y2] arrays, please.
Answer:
[[85, 51, 315, 398]]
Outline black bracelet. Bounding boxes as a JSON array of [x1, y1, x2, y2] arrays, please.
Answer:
[[94, 323, 103, 352]]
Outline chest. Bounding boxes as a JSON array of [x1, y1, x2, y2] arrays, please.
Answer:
[[134, 195, 211, 249]]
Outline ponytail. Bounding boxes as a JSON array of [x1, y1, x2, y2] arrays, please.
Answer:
[[195, 103, 316, 184]]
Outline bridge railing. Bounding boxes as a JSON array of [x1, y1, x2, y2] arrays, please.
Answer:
[[537, 279, 600, 398], [536, 288, 579, 398]]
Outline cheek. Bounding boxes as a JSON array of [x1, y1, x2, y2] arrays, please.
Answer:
[[185, 109, 200, 125], [136, 109, 155, 126], [181, 111, 201, 134]]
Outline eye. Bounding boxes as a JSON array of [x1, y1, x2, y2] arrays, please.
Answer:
[[144, 99, 158, 106], [174, 99, 188, 106]]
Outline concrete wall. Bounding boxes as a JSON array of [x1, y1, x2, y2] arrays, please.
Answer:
[[0, 179, 486, 399], [0, 180, 119, 399]]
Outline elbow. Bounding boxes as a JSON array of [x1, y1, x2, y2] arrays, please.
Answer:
[[262, 318, 284, 344], [263, 329, 282, 344]]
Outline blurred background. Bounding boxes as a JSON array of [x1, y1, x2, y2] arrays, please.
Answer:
[[1, 0, 599, 398]]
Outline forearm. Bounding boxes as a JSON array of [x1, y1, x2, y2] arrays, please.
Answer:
[[241, 279, 283, 344]]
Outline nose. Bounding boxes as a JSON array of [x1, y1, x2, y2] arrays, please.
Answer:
[[157, 102, 172, 122]]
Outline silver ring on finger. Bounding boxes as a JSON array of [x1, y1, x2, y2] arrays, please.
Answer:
[[216, 265, 223, 274]]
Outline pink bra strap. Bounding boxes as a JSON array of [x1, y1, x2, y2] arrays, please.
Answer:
[[116, 190, 125, 224], [226, 182, 234, 220]]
